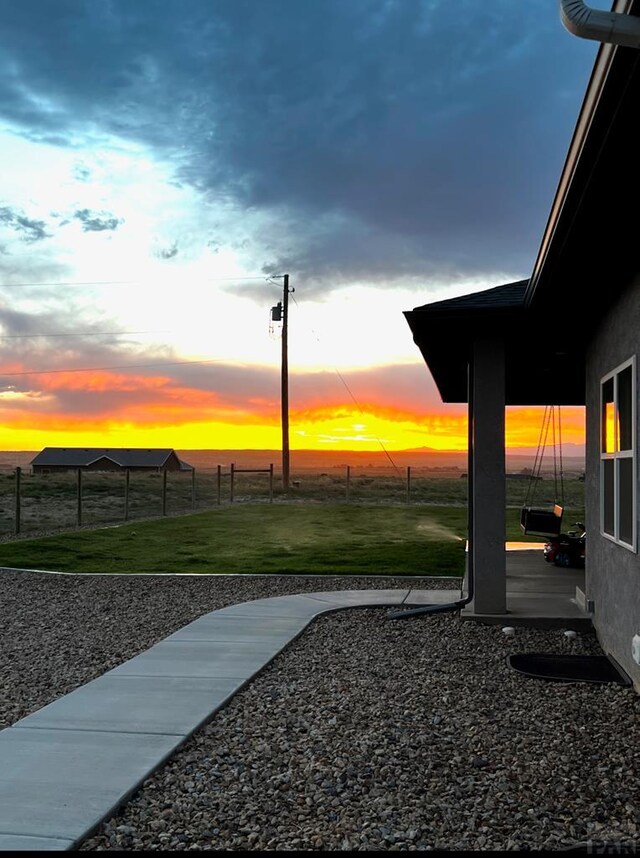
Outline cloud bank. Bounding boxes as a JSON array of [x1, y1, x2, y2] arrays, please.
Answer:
[[0, 0, 598, 292]]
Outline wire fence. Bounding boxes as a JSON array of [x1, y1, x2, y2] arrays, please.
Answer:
[[0, 465, 585, 539]]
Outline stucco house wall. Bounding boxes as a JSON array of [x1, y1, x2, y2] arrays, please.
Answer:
[[586, 275, 640, 688]]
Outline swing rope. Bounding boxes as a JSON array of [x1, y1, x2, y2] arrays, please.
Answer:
[[526, 406, 550, 507], [524, 405, 564, 508], [552, 406, 558, 503], [521, 406, 565, 536], [558, 406, 565, 507]]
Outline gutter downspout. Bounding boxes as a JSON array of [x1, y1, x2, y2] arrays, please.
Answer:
[[561, 0, 640, 47]]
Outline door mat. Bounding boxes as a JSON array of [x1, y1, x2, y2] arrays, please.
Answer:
[[507, 653, 631, 686], [560, 841, 637, 853]]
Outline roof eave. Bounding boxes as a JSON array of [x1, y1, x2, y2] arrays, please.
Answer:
[[405, 304, 527, 404]]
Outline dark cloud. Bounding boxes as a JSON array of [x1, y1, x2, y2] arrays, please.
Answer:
[[73, 208, 123, 232], [288, 363, 447, 419], [0, 0, 600, 288], [0, 252, 70, 288], [0, 305, 46, 336], [0, 301, 265, 418], [156, 242, 178, 259], [0, 305, 148, 362], [0, 206, 50, 242], [73, 163, 92, 182]]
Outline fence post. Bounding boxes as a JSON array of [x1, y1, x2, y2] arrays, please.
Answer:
[[191, 467, 196, 509], [14, 466, 21, 535], [346, 465, 351, 502], [124, 468, 130, 521], [162, 469, 167, 516], [77, 468, 83, 527], [217, 465, 222, 505], [269, 463, 274, 503], [407, 466, 411, 504], [230, 463, 235, 503]]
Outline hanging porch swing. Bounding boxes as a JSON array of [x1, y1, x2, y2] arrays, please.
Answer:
[[520, 405, 565, 537]]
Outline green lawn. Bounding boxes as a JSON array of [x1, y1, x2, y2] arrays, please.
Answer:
[[0, 504, 464, 576], [0, 504, 582, 576]]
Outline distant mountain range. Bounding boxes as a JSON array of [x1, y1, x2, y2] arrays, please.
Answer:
[[0, 446, 585, 473], [402, 443, 586, 458], [177, 447, 584, 473], [175, 446, 584, 471]]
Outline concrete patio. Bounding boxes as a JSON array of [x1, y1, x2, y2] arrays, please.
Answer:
[[461, 545, 591, 630]]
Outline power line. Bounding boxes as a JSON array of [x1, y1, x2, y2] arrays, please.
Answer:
[[0, 329, 167, 340], [0, 357, 234, 378], [0, 275, 273, 289], [332, 367, 402, 476]]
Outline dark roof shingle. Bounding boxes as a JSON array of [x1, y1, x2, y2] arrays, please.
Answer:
[[411, 280, 528, 314], [30, 448, 188, 468]]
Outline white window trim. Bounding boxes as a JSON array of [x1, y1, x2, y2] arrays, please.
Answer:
[[600, 355, 636, 552]]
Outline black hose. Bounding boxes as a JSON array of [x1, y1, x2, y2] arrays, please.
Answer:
[[386, 599, 466, 620]]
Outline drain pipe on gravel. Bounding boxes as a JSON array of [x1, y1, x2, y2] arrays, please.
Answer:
[[385, 583, 472, 621]]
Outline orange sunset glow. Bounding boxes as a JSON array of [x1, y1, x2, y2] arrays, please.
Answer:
[[0, 358, 586, 453]]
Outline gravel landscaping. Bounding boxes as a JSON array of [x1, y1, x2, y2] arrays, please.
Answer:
[[2, 570, 639, 852], [0, 570, 457, 729], [76, 609, 638, 852]]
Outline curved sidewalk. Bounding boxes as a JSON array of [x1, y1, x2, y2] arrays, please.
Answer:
[[0, 587, 454, 851]]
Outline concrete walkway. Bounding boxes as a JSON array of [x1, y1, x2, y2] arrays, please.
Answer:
[[0, 588, 453, 851]]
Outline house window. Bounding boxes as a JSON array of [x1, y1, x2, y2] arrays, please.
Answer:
[[601, 357, 636, 550]]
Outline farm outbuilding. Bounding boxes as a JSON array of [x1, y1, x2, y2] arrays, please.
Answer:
[[30, 448, 193, 474]]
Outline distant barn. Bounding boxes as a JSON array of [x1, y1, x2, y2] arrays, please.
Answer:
[[30, 448, 193, 474]]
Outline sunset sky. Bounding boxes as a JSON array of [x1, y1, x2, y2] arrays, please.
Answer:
[[0, 0, 601, 453]]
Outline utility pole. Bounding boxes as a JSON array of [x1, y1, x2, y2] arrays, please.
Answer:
[[271, 274, 292, 490], [281, 273, 291, 490]]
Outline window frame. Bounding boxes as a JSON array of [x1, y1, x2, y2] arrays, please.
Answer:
[[600, 356, 637, 552]]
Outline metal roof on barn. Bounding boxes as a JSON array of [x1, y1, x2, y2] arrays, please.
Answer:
[[30, 448, 193, 470]]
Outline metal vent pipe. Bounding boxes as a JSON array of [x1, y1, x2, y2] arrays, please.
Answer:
[[561, 0, 640, 47]]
